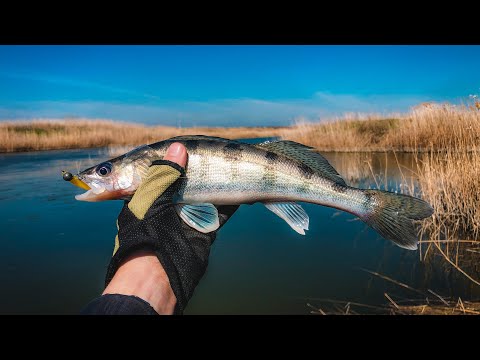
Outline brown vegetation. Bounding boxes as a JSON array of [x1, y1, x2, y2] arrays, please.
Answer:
[[308, 268, 480, 315], [309, 298, 480, 315], [280, 104, 480, 152], [3, 103, 480, 153], [0, 118, 286, 152], [392, 106, 480, 288]]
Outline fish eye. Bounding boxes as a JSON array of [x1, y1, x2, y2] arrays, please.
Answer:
[[96, 162, 112, 176]]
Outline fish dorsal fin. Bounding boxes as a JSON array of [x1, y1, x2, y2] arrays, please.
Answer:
[[264, 201, 309, 235], [256, 140, 346, 186], [168, 135, 232, 143]]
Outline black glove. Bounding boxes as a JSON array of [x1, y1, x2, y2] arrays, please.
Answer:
[[105, 159, 238, 314]]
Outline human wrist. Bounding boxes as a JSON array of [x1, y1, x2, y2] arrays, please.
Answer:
[[103, 250, 177, 315]]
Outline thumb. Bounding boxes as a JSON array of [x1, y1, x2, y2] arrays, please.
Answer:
[[163, 142, 187, 168]]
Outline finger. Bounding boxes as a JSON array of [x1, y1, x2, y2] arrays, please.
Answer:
[[163, 142, 187, 168]]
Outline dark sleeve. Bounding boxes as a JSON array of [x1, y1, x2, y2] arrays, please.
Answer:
[[80, 294, 159, 315]]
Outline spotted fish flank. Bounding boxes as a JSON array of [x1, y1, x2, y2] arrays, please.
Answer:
[[331, 182, 348, 194], [265, 151, 278, 163], [221, 142, 243, 181], [184, 140, 199, 152], [297, 163, 315, 180], [69, 136, 433, 250], [222, 142, 243, 161]]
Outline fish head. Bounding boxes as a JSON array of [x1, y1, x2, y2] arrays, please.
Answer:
[[74, 145, 160, 202]]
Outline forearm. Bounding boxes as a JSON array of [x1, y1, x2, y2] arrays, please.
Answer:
[[103, 250, 177, 315]]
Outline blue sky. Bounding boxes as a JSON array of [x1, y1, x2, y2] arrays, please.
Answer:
[[0, 45, 479, 126]]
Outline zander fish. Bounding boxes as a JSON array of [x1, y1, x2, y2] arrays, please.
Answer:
[[63, 135, 433, 250]]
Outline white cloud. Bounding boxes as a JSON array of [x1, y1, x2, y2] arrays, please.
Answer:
[[0, 93, 430, 127], [0, 71, 161, 100]]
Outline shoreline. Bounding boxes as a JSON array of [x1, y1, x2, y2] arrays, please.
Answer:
[[1, 105, 480, 153], [0, 146, 462, 154], [0, 119, 287, 153]]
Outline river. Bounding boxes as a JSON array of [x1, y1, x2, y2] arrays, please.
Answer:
[[0, 142, 477, 314]]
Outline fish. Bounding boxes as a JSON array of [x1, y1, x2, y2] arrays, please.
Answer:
[[64, 135, 434, 250]]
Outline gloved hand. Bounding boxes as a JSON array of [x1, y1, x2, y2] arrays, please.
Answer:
[[105, 151, 238, 314]]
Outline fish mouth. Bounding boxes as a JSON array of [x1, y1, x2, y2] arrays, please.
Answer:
[[74, 179, 108, 202], [75, 188, 127, 201], [75, 189, 101, 202], [62, 170, 112, 202]]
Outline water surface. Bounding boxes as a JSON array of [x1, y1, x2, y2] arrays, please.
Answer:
[[0, 144, 477, 314]]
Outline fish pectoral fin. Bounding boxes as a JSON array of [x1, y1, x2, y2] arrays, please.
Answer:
[[175, 203, 220, 233], [264, 202, 309, 235]]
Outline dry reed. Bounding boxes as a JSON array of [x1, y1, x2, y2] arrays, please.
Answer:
[[0, 118, 286, 152], [309, 296, 480, 315], [309, 269, 480, 315], [279, 103, 480, 152], [3, 103, 480, 153]]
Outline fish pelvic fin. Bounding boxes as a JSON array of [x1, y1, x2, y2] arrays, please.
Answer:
[[360, 190, 434, 250], [256, 140, 347, 186]]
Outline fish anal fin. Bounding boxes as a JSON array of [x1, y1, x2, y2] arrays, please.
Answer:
[[264, 201, 309, 235]]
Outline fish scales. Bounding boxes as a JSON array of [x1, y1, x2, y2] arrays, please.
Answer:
[[151, 138, 362, 210], [70, 135, 434, 249]]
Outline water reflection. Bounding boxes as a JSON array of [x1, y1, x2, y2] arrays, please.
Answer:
[[321, 152, 420, 190]]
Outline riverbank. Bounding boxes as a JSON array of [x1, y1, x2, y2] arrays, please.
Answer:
[[0, 119, 287, 153], [2, 104, 479, 153], [282, 103, 480, 152]]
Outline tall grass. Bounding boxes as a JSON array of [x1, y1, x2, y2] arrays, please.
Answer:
[[3, 104, 480, 153], [0, 118, 286, 152], [280, 104, 480, 152], [404, 108, 480, 267], [400, 146, 480, 287], [280, 115, 401, 152]]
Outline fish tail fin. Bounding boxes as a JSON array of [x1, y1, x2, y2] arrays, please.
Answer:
[[359, 189, 434, 250]]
